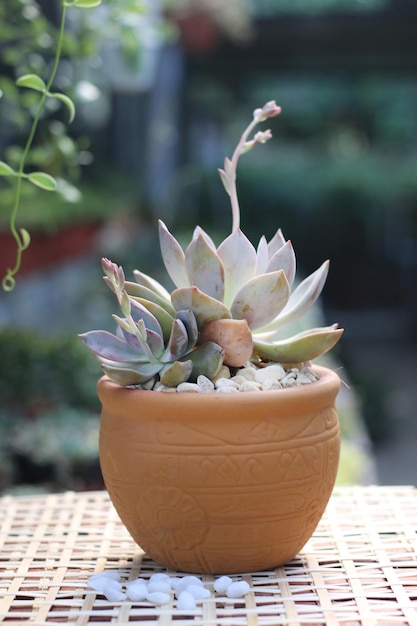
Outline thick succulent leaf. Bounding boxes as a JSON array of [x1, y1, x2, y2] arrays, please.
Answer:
[[102, 363, 161, 386], [253, 325, 344, 363], [133, 269, 171, 300], [175, 309, 198, 351], [181, 341, 225, 382], [256, 236, 269, 275], [129, 298, 164, 336], [192, 226, 216, 249], [217, 228, 257, 307], [161, 318, 189, 363], [266, 240, 296, 287], [78, 331, 142, 363], [160, 360, 193, 387], [145, 327, 165, 359], [158, 220, 189, 288], [185, 233, 224, 301], [171, 286, 231, 328], [230, 270, 290, 330], [256, 260, 330, 335], [114, 320, 150, 358], [125, 281, 176, 316], [130, 297, 174, 343], [267, 228, 286, 257]]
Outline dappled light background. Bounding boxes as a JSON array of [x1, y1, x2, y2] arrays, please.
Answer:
[[0, 0, 416, 492]]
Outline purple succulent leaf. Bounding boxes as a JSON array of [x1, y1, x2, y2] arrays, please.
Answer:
[[253, 325, 343, 363], [78, 330, 142, 363], [102, 362, 161, 385], [185, 233, 225, 302], [145, 326, 165, 359], [161, 318, 189, 363], [175, 309, 199, 350], [128, 297, 164, 336], [216, 228, 257, 307], [114, 319, 149, 356], [158, 220, 189, 288], [265, 240, 296, 287], [230, 270, 290, 330], [171, 286, 231, 328], [128, 297, 174, 343], [133, 269, 171, 300], [267, 228, 286, 258]]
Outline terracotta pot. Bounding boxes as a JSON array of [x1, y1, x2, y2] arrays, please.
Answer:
[[97, 365, 340, 574]]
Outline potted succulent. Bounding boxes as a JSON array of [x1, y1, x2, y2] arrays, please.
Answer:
[[79, 101, 343, 574]]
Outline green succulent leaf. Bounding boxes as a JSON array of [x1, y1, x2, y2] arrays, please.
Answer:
[[171, 286, 231, 328], [27, 171, 57, 191], [185, 233, 225, 301], [160, 360, 193, 387], [0, 161, 16, 176], [231, 270, 290, 330], [133, 269, 171, 300], [16, 73, 46, 92], [158, 220, 189, 288], [253, 325, 344, 363], [182, 341, 225, 382], [125, 281, 176, 316], [217, 228, 257, 308], [50, 92, 75, 123]]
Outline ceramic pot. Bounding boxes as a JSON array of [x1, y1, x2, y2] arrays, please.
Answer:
[[97, 365, 340, 574]]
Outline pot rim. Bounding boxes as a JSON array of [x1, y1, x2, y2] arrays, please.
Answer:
[[97, 364, 341, 413]]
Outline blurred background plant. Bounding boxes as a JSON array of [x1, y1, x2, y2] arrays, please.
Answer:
[[1, 0, 416, 492]]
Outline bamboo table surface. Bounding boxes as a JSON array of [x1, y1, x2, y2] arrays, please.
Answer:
[[0, 486, 416, 625]]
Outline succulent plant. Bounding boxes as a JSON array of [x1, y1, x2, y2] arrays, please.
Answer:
[[79, 101, 343, 388]]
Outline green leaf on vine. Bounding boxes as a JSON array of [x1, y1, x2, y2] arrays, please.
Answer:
[[16, 74, 46, 93], [20, 228, 31, 250], [27, 172, 57, 191], [50, 92, 76, 123], [0, 161, 16, 176], [71, 0, 102, 7]]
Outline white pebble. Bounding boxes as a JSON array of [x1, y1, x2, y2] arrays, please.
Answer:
[[217, 386, 239, 393], [150, 573, 170, 583], [148, 580, 172, 594], [197, 375, 215, 392], [177, 382, 200, 393], [102, 581, 127, 602], [169, 577, 183, 590], [239, 380, 262, 392], [88, 575, 121, 593], [146, 591, 171, 605], [215, 377, 239, 389], [126, 577, 146, 587], [238, 367, 256, 380], [261, 379, 282, 390], [177, 590, 197, 611], [213, 575, 233, 593], [295, 372, 314, 385], [187, 584, 211, 600], [175, 576, 203, 596], [126, 582, 148, 601], [226, 581, 250, 598]]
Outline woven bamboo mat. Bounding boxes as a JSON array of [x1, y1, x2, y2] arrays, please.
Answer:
[[0, 486, 416, 625]]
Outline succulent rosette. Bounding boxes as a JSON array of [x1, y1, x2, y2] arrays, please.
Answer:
[[79, 101, 343, 388]]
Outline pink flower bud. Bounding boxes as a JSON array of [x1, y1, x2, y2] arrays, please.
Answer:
[[253, 100, 282, 121]]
